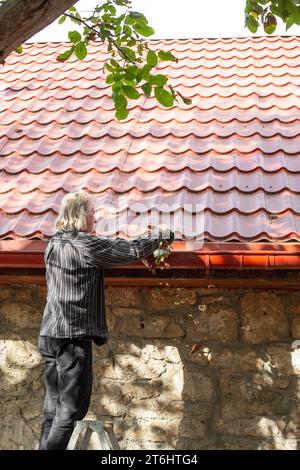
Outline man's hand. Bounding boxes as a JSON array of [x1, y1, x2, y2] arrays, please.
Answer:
[[143, 224, 175, 272], [147, 224, 174, 243]]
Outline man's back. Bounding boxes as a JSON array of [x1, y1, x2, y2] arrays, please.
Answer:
[[40, 229, 163, 345]]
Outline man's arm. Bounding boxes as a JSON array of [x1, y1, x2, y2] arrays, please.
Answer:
[[84, 227, 170, 268]]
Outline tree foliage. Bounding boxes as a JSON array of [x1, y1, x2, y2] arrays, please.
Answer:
[[245, 0, 300, 33], [54, 0, 194, 120], [1, 1, 300, 120]]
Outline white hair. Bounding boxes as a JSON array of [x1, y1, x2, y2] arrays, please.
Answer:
[[55, 190, 93, 232]]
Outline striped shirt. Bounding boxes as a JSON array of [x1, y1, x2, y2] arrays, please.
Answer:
[[39, 228, 164, 346]]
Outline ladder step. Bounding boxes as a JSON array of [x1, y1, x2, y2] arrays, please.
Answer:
[[67, 420, 120, 450]]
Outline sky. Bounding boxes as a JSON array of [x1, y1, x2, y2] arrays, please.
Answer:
[[30, 0, 300, 42]]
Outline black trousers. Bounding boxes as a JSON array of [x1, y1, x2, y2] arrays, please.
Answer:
[[38, 336, 93, 450]]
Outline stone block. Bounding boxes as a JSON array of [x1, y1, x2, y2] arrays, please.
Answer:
[[185, 306, 238, 343], [145, 288, 196, 310], [240, 292, 288, 343], [118, 315, 184, 338], [105, 287, 142, 307]]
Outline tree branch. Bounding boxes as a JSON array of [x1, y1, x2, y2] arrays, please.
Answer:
[[63, 11, 138, 65], [0, 0, 78, 63]]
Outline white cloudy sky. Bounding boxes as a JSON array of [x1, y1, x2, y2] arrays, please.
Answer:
[[30, 0, 300, 42]]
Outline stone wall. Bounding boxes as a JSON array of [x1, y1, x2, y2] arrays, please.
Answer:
[[1, 284, 300, 450]]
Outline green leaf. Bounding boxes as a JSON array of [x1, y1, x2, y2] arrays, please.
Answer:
[[137, 43, 144, 56], [124, 69, 137, 81], [142, 82, 152, 97], [263, 13, 277, 34], [264, 23, 277, 34], [114, 94, 127, 110], [133, 24, 155, 36], [115, 25, 122, 35], [125, 15, 135, 25], [123, 79, 135, 87], [105, 74, 114, 84], [244, 0, 253, 15], [115, 0, 129, 5], [293, 7, 300, 24], [136, 70, 143, 83], [129, 11, 148, 24], [68, 30, 81, 44], [115, 108, 129, 120], [75, 42, 87, 60], [127, 65, 138, 76], [270, 5, 281, 17], [154, 87, 174, 108], [245, 14, 259, 33], [103, 13, 112, 22], [122, 85, 140, 99], [286, 16, 294, 30], [123, 25, 132, 36], [56, 47, 74, 62], [15, 45, 23, 54], [90, 16, 99, 24], [141, 64, 152, 80], [70, 16, 80, 24], [112, 72, 121, 82], [252, 4, 264, 14], [127, 39, 136, 47], [110, 59, 120, 68], [105, 63, 115, 72], [150, 74, 167, 86], [108, 5, 116, 15], [158, 50, 178, 63], [120, 47, 136, 61], [147, 50, 158, 67], [112, 82, 122, 91], [58, 15, 66, 24]]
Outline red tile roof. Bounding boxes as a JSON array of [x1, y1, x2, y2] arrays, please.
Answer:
[[1, 36, 300, 250]]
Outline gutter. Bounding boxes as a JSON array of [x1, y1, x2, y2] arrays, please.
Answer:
[[0, 239, 300, 271]]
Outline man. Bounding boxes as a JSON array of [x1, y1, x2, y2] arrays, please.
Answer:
[[38, 189, 173, 450]]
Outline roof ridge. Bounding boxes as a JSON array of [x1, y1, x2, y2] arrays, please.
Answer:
[[24, 35, 300, 45]]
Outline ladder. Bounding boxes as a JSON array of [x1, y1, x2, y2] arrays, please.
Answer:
[[67, 420, 120, 450]]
